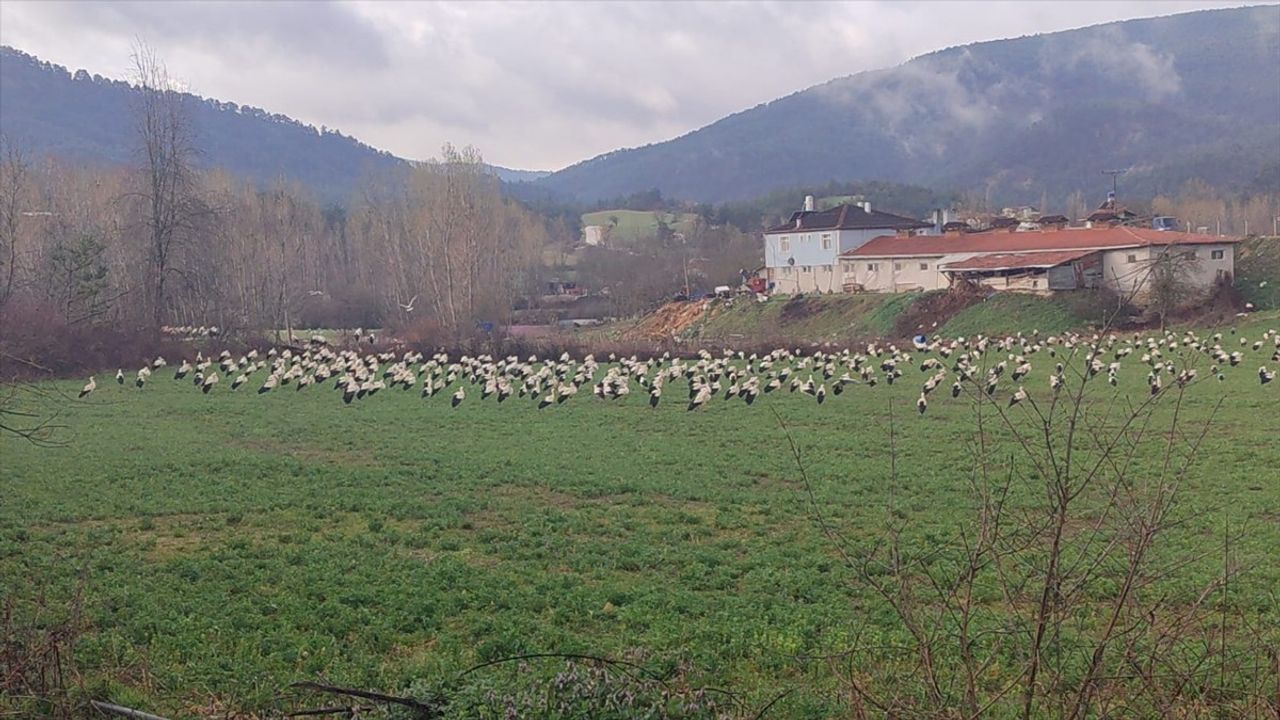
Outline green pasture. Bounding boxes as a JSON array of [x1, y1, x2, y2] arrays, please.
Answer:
[[3, 324, 1279, 717]]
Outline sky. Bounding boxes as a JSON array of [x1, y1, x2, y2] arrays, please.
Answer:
[[0, 1, 1257, 171]]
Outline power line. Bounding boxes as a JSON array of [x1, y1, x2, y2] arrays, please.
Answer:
[[1101, 169, 1126, 199]]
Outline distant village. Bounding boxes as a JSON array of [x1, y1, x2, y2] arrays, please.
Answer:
[[755, 193, 1238, 303], [561, 192, 1242, 324]]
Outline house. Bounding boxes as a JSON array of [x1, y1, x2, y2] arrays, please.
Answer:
[[1086, 193, 1141, 227], [840, 226, 1238, 299], [763, 196, 933, 293], [582, 225, 606, 246]]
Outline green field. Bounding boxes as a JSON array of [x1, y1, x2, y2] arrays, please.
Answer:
[[580, 209, 700, 244], [4, 320, 1279, 717], [671, 292, 1088, 343], [939, 293, 1087, 337]]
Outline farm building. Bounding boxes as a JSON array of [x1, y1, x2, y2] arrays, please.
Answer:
[[763, 196, 934, 294], [840, 226, 1238, 299], [582, 225, 606, 246]]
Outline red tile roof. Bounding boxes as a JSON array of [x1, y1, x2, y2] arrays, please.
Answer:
[[766, 203, 932, 234], [843, 227, 1238, 258], [941, 249, 1097, 272]]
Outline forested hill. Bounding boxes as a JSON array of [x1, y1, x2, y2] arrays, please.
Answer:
[[534, 5, 1280, 205], [0, 46, 543, 201]]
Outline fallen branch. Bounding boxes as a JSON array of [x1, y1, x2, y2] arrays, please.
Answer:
[[287, 681, 436, 714], [89, 701, 171, 720], [285, 705, 376, 717]]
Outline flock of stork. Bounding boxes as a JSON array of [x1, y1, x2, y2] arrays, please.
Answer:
[[78, 325, 1279, 415]]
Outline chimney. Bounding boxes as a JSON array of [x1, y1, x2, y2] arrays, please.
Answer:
[[803, 195, 815, 212], [862, 201, 872, 213], [931, 208, 943, 234]]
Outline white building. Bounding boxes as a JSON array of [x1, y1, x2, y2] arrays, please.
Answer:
[[582, 225, 606, 247], [841, 226, 1238, 299], [763, 196, 934, 294]]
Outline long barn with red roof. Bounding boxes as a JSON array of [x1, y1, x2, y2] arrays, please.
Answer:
[[838, 225, 1238, 298]]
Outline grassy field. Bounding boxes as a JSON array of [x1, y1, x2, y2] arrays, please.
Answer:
[[687, 293, 918, 341], [4, 317, 1279, 717], [1236, 236, 1279, 310], [681, 292, 1087, 342], [939, 293, 1087, 337], [580, 209, 700, 244]]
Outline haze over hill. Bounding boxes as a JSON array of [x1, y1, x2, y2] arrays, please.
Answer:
[[0, 46, 545, 200], [534, 5, 1280, 205]]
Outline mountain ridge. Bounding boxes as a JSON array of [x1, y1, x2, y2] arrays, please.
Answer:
[[532, 5, 1280, 205], [0, 45, 547, 200]]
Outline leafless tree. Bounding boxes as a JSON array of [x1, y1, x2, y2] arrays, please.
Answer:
[[1144, 245, 1203, 331], [0, 136, 29, 331], [781, 336, 1273, 717], [129, 42, 205, 332]]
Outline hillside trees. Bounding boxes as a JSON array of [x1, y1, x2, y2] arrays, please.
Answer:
[[0, 144, 556, 354], [356, 145, 544, 337]]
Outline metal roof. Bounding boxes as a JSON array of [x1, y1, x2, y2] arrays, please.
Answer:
[[940, 249, 1098, 272], [842, 226, 1238, 259]]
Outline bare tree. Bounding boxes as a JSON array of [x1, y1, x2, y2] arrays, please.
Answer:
[[129, 42, 203, 332], [0, 137, 29, 330], [781, 334, 1272, 717], [1144, 245, 1203, 331]]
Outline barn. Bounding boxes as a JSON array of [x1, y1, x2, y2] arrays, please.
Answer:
[[839, 226, 1238, 300]]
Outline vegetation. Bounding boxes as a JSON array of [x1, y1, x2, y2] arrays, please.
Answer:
[[0, 116, 557, 368], [691, 293, 913, 340], [580, 209, 700, 244], [3, 317, 1278, 718], [940, 293, 1089, 337], [1236, 236, 1280, 310]]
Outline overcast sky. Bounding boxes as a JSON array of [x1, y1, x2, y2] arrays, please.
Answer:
[[0, 1, 1258, 170]]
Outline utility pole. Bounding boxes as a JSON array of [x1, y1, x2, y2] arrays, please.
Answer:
[[1102, 169, 1126, 202]]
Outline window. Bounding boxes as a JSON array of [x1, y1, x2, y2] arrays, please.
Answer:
[[779, 237, 790, 252], [821, 234, 832, 250], [867, 263, 879, 272], [782, 266, 792, 276], [802, 265, 811, 273], [822, 264, 833, 273], [1126, 254, 1138, 264], [919, 263, 929, 271], [1032, 280, 1039, 288], [894, 262, 903, 271], [1182, 249, 1197, 259], [1211, 249, 1225, 260]]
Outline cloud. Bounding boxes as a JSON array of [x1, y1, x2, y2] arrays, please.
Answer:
[[1048, 25, 1184, 101], [0, 0, 1247, 169]]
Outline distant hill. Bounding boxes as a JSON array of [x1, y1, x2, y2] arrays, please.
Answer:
[[534, 6, 1280, 205], [492, 167, 551, 183], [0, 46, 546, 202]]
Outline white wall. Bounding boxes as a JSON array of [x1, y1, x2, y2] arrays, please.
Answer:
[[841, 256, 947, 292], [766, 264, 840, 294], [764, 230, 840, 269], [764, 226, 936, 293], [1100, 243, 1234, 299]]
